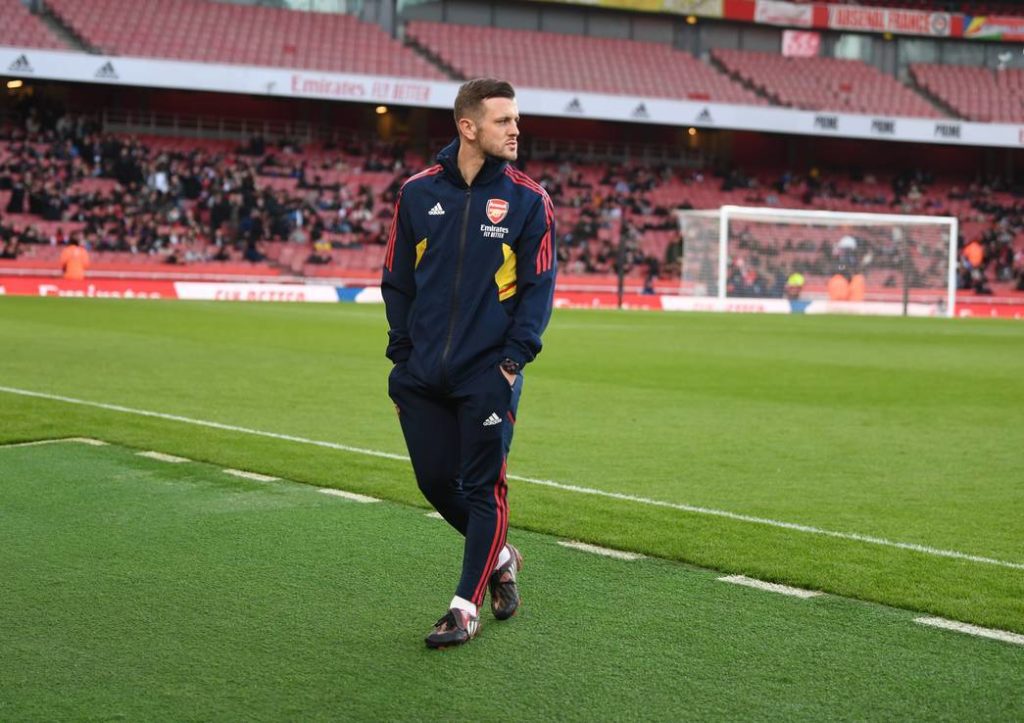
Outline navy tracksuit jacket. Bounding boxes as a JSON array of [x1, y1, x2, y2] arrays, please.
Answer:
[[382, 138, 556, 606]]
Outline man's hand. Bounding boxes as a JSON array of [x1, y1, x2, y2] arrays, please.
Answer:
[[499, 366, 516, 386]]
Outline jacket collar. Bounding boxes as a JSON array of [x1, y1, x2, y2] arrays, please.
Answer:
[[437, 137, 508, 189]]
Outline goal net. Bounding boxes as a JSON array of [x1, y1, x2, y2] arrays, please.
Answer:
[[676, 206, 958, 317]]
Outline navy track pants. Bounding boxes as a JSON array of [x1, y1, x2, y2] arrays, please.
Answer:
[[388, 362, 522, 606]]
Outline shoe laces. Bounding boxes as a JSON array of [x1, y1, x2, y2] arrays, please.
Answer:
[[434, 610, 458, 630], [493, 563, 515, 586]]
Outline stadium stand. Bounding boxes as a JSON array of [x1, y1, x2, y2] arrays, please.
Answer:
[[2, 107, 1022, 297], [0, 0, 67, 51], [713, 49, 946, 119], [43, 0, 446, 79], [0, 110, 423, 280], [911, 64, 1024, 123], [406, 21, 765, 104], [3, 0, 1023, 298]]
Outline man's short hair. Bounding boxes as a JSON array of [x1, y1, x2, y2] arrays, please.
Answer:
[[453, 78, 515, 124]]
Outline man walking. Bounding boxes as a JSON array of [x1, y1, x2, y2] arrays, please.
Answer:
[[382, 78, 556, 648]]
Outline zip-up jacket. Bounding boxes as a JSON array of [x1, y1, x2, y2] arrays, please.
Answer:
[[381, 137, 556, 390]]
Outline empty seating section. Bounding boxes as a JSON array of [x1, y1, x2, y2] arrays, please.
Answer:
[[714, 49, 945, 118], [5, 1, 998, 124], [406, 21, 764, 104], [912, 64, 1024, 123], [0, 0, 67, 50], [43, 0, 445, 79]]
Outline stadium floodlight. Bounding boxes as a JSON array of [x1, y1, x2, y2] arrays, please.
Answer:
[[676, 206, 958, 318]]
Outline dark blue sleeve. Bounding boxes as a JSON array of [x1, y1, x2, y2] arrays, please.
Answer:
[[381, 189, 415, 364], [502, 192, 556, 366]]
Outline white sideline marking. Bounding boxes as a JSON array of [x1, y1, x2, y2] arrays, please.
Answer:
[[914, 617, 1024, 646], [0, 436, 108, 449], [718, 575, 823, 599], [223, 468, 279, 482], [425, 511, 444, 519], [318, 488, 379, 503], [137, 451, 190, 463], [558, 541, 645, 561], [2, 384, 1023, 573]]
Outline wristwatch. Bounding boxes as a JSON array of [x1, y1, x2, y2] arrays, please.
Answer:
[[499, 357, 522, 375]]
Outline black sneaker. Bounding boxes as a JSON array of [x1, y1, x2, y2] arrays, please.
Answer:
[[489, 544, 523, 620], [424, 608, 480, 649]]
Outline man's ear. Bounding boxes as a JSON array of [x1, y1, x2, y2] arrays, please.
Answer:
[[457, 116, 477, 142]]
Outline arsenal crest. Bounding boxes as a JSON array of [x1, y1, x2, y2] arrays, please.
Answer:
[[486, 198, 509, 224]]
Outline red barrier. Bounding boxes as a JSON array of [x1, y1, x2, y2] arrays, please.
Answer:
[[956, 302, 1024, 319], [0, 277, 178, 299], [553, 291, 663, 310]]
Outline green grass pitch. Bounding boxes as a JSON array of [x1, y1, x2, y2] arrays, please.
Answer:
[[1, 296, 1022, 715], [2, 439, 1022, 720]]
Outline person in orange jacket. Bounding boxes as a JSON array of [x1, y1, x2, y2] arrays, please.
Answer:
[[60, 236, 90, 280], [963, 238, 984, 270]]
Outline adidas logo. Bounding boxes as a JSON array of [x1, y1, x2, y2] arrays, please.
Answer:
[[95, 61, 118, 80], [696, 107, 713, 123], [8, 54, 32, 73], [482, 412, 502, 427], [631, 103, 649, 119], [564, 97, 584, 114], [428, 202, 444, 216]]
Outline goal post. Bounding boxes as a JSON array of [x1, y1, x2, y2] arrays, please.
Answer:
[[676, 206, 958, 318]]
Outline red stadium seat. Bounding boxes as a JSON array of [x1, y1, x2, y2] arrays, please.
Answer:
[[406, 21, 765, 104], [43, 0, 446, 79], [713, 49, 945, 119], [0, 0, 68, 50], [911, 64, 1024, 123]]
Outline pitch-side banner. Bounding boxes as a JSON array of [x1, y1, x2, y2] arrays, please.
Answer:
[[782, 30, 820, 57], [755, 0, 813, 28], [0, 278, 178, 298], [6, 278, 1019, 318], [6, 46, 1024, 149], [963, 16, 1024, 41], [527, 0, 723, 17], [827, 6, 952, 37], [512, 87, 1024, 149], [2, 47, 455, 108], [174, 282, 340, 302]]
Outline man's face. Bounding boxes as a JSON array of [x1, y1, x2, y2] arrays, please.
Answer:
[[469, 97, 520, 161]]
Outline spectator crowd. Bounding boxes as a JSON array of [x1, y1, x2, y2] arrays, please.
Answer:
[[2, 102, 1024, 295]]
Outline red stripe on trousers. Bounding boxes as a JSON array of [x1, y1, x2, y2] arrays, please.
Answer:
[[472, 482, 507, 605], [471, 459, 509, 605]]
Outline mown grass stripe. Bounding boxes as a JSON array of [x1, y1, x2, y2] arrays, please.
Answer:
[[718, 575, 823, 599], [5, 439, 1022, 720], [1, 384, 1022, 573]]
